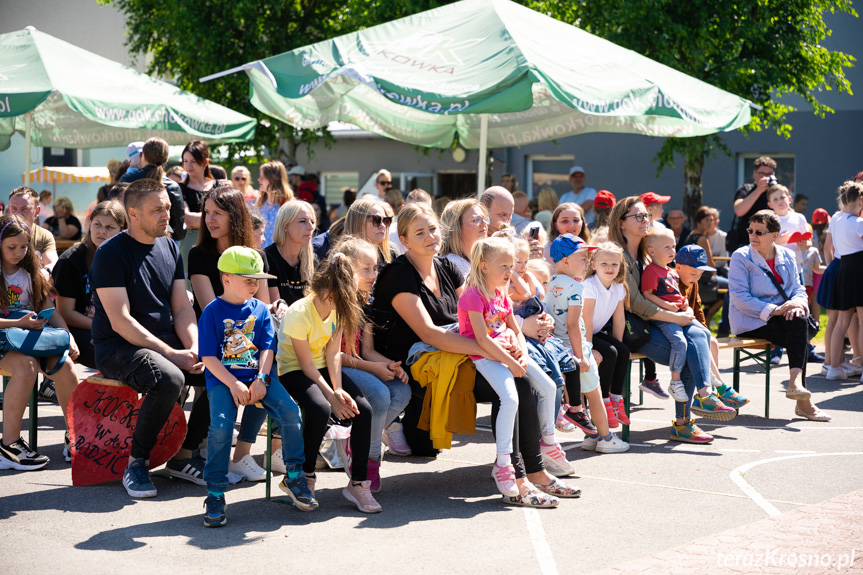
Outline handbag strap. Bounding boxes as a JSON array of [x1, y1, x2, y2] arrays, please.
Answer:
[[759, 266, 790, 302]]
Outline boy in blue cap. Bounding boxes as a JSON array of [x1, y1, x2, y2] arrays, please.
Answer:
[[198, 246, 316, 527]]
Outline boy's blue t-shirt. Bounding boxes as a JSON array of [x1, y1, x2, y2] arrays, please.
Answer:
[[198, 297, 276, 392]]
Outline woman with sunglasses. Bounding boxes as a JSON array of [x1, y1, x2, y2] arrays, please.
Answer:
[[231, 166, 257, 204], [374, 169, 394, 200], [609, 197, 722, 443], [728, 209, 830, 421], [331, 198, 398, 268]]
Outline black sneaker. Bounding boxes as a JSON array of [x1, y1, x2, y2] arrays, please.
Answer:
[[203, 494, 227, 527], [123, 457, 157, 498], [38, 378, 58, 403], [0, 438, 50, 471], [165, 455, 207, 486], [63, 431, 72, 463]]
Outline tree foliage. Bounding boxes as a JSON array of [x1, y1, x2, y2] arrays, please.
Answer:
[[99, 0, 457, 164]]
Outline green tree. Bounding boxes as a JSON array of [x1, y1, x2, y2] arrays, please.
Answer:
[[99, 0, 456, 165], [526, 0, 856, 220]]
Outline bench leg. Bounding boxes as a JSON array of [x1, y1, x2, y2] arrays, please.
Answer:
[[732, 348, 741, 396], [29, 383, 38, 450], [638, 359, 644, 405], [265, 415, 273, 500], [764, 344, 771, 419], [623, 361, 631, 443]]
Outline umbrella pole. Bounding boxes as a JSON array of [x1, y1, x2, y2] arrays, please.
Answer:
[[476, 114, 488, 196], [24, 112, 32, 185]]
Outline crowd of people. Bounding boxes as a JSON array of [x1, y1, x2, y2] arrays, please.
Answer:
[[1, 141, 859, 527]]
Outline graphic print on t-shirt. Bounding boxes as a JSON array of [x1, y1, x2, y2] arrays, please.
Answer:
[[221, 316, 259, 369], [7, 283, 22, 308]]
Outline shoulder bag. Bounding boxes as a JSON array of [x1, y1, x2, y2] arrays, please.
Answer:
[[759, 267, 819, 339]]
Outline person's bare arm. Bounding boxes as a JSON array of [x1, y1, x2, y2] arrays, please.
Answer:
[[170, 279, 199, 357], [97, 286, 179, 358], [582, 298, 597, 345], [643, 290, 679, 312], [41, 250, 58, 267], [733, 180, 769, 217], [189, 274, 216, 311], [391, 292, 485, 357], [580, 199, 594, 216], [56, 294, 91, 330]]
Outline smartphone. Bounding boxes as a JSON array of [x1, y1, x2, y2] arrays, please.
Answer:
[[529, 225, 540, 241], [37, 308, 55, 321]]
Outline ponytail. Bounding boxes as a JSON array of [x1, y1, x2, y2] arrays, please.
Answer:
[[311, 252, 364, 355]]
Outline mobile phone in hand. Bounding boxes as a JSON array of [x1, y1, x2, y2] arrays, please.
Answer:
[[37, 308, 55, 321]]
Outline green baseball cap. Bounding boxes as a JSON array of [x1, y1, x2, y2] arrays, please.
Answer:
[[217, 246, 277, 279]]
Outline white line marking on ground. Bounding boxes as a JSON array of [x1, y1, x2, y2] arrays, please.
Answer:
[[774, 450, 817, 454], [719, 448, 762, 453], [523, 508, 559, 575], [729, 452, 863, 517]]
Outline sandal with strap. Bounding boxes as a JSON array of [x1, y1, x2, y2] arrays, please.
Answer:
[[794, 406, 831, 422], [535, 477, 581, 498], [502, 488, 559, 508]]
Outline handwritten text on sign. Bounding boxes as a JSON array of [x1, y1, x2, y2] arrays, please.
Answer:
[[68, 378, 187, 486]]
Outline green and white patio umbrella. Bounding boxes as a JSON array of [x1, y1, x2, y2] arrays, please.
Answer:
[[0, 27, 257, 183], [204, 0, 751, 191]]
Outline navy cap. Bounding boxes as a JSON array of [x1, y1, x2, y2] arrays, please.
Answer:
[[550, 233, 597, 263], [676, 244, 716, 272]]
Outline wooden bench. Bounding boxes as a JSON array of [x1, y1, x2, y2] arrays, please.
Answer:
[[623, 337, 773, 441]]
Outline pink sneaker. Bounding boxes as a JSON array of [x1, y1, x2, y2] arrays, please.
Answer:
[[491, 463, 519, 497], [343, 480, 382, 513], [540, 439, 574, 477], [556, 405, 577, 432], [367, 458, 381, 493], [604, 401, 619, 429], [611, 398, 630, 426], [382, 422, 412, 456]]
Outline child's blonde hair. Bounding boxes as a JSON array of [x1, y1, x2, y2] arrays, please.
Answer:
[[331, 236, 378, 302], [586, 241, 631, 309], [643, 226, 675, 250], [310, 251, 363, 355], [466, 237, 514, 301], [526, 258, 550, 282], [512, 237, 530, 259]]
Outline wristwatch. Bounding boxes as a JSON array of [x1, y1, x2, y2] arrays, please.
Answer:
[[254, 373, 271, 387]]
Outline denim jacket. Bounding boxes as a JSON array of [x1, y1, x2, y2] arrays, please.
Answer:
[[728, 244, 808, 335]]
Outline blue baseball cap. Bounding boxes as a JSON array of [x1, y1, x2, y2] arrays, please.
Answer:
[[550, 233, 597, 263], [676, 244, 716, 272]]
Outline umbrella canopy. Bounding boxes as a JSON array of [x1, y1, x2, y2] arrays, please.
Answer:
[[228, 0, 750, 153], [0, 27, 257, 151], [21, 166, 110, 184]]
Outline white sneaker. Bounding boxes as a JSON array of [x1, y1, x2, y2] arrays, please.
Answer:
[[826, 366, 854, 381], [581, 435, 598, 451], [381, 422, 412, 456], [667, 380, 688, 402], [820, 364, 829, 376], [595, 433, 630, 454], [232, 428, 239, 446], [709, 373, 724, 388], [228, 454, 266, 482], [540, 440, 574, 477], [271, 448, 287, 474], [840, 361, 863, 377]]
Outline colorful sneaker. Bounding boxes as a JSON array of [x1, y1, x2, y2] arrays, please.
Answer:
[[717, 386, 750, 409], [691, 394, 737, 421], [335, 437, 353, 480], [639, 378, 670, 400], [271, 448, 287, 474], [667, 380, 688, 402], [343, 480, 382, 513], [203, 493, 227, 527], [279, 473, 319, 512], [0, 438, 49, 471], [122, 457, 157, 498], [503, 487, 559, 508], [540, 439, 574, 477], [63, 431, 72, 463], [581, 433, 598, 451], [228, 454, 266, 482], [367, 458, 382, 493], [611, 398, 631, 425], [381, 422, 412, 456], [491, 462, 519, 497], [561, 408, 597, 434], [604, 401, 619, 428], [556, 405, 577, 432], [670, 420, 714, 443], [595, 433, 630, 453], [165, 455, 207, 486]]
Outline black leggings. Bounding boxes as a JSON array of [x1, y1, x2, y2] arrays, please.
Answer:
[[564, 371, 581, 407], [643, 358, 657, 381], [280, 368, 372, 481], [593, 332, 630, 398], [739, 315, 809, 377]]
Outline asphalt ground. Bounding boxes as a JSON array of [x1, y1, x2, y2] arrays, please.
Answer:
[[2, 347, 862, 575]]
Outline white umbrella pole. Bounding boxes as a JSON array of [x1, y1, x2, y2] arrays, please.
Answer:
[[476, 114, 488, 196], [24, 112, 32, 185]]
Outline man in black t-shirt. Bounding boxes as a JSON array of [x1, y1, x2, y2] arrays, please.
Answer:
[[730, 156, 777, 252], [90, 179, 204, 498]]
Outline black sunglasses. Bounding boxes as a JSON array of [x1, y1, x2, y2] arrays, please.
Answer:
[[377, 180, 393, 187], [233, 176, 247, 181], [747, 228, 774, 236], [367, 214, 394, 227]]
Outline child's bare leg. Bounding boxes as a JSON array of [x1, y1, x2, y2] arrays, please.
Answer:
[[0, 353, 39, 441], [48, 359, 78, 424], [585, 388, 609, 436]]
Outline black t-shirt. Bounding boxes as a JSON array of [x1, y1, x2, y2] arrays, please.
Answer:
[[44, 215, 83, 240], [264, 243, 308, 306], [188, 245, 270, 317], [371, 254, 464, 364], [180, 181, 208, 214], [90, 233, 185, 363], [731, 183, 768, 249], [52, 241, 93, 317]]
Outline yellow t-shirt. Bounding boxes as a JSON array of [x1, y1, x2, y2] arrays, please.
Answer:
[[277, 294, 337, 375]]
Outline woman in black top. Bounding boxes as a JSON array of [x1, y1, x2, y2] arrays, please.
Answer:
[[180, 140, 216, 279], [373, 203, 572, 506], [265, 200, 316, 307], [53, 201, 126, 368], [187, 184, 272, 481], [43, 196, 83, 241]]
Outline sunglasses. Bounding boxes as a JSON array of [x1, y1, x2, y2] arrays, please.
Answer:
[[367, 214, 394, 227], [624, 212, 652, 223], [377, 180, 393, 187], [233, 176, 247, 181], [747, 228, 774, 236], [468, 216, 490, 227]]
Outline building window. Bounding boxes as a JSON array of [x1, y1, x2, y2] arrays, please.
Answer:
[[321, 172, 359, 206], [738, 154, 796, 192], [527, 154, 575, 198]]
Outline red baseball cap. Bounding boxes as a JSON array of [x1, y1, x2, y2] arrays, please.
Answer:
[[594, 189, 616, 209], [640, 192, 671, 206], [812, 208, 830, 225], [786, 231, 812, 244], [854, 171, 863, 183]]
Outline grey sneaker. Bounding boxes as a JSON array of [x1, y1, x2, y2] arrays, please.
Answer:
[[639, 378, 670, 400]]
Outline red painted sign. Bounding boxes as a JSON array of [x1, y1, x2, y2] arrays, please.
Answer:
[[68, 377, 187, 487]]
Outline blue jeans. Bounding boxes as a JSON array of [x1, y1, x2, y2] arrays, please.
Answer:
[[652, 320, 687, 375], [237, 405, 268, 444], [637, 322, 712, 420], [203, 380, 304, 493], [342, 367, 411, 460]]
